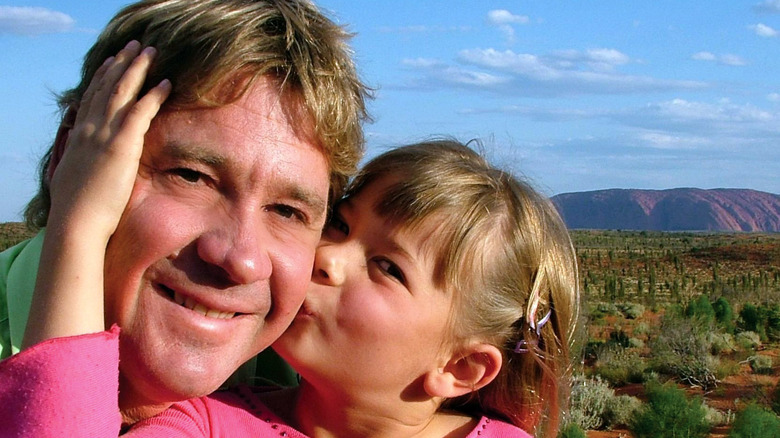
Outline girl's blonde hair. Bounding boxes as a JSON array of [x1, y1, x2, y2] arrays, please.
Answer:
[[346, 139, 579, 437]]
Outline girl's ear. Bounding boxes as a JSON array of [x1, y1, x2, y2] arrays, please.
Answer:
[[423, 343, 503, 399], [47, 106, 78, 182]]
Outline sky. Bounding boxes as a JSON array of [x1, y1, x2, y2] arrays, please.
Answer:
[[1, 1, 779, 222]]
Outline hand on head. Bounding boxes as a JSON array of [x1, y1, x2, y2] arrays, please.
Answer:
[[23, 42, 170, 350], [48, 41, 171, 241]]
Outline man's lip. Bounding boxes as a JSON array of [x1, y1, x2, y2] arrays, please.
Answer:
[[156, 283, 244, 320]]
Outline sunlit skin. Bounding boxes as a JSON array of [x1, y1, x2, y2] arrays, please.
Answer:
[[272, 177, 484, 436], [101, 77, 330, 421]]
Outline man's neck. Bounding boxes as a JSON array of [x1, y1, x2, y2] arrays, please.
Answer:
[[120, 403, 172, 427], [118, 374, 173, 426]]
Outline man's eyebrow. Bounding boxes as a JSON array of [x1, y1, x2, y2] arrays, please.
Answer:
[[163, 141, 226, 167], [288, 183, 328, 221], [165, 141, 328, 219]]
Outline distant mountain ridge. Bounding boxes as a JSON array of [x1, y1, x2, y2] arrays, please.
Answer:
[[551, 188, 780, 232]]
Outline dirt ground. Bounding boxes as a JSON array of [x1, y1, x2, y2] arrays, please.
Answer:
[[585, 349, 779, 438]]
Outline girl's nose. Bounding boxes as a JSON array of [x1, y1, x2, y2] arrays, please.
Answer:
[[311, 242, 347, 286]]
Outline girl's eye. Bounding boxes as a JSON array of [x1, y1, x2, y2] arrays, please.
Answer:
[[169, 168, 204, 183], [328, 214, 349, 236], [377, 259, 405, 284]]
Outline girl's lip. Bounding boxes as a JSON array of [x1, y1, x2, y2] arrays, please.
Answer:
[[296, 302, 315, 317]]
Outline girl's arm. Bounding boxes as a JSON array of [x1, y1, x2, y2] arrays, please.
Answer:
[[0, 42, 173, 438], [22, 41, 170, 348]]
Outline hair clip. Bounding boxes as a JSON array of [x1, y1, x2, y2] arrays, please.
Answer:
[[513, 310, 552, 353]]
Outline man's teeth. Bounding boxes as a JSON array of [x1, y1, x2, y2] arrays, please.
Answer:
[[173, 291, 235, 319]]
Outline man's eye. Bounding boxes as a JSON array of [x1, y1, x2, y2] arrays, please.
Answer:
[[169, 168, 203, 183], [270, 204, 305, 222], [377, 259, 405, 284]]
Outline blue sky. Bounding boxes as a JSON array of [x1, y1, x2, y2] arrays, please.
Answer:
[[1, 1, 779, 222]]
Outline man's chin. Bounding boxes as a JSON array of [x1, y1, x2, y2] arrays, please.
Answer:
[[117, 346, 242, 419]]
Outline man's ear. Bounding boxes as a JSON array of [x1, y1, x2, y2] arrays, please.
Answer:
[[47, 106, 78, 182], [423, 343, 503, 399]]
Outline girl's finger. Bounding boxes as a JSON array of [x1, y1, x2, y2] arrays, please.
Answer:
[[111, 79, 172, 151], [105, 46, 159, 134], [72, 55, 114, 129], [83, 41, 143, 125]]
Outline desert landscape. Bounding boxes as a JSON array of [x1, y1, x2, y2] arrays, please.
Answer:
[[2, 223, 779, 437]]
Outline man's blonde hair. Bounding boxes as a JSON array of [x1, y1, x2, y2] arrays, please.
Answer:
[[26, 0, 371, 228], [347, 139, 580, 437]]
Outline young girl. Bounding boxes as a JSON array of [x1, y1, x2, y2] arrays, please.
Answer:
[[0, 46, 579, 438]]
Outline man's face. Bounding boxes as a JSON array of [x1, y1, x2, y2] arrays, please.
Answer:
[[102, 77, 330, 409]]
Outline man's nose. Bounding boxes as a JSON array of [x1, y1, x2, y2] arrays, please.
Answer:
[[197, 213, 272, 285], [311, 242, 348, 286]]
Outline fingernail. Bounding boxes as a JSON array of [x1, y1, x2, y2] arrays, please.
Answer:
[[124, 40, 141, 50], [141, 46, 157, 57], [102, 56, 115, 66]]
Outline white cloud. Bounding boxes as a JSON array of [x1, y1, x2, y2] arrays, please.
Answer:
[[651, 99, 773, 123], [719, 54, 746, 66], [401, 58, 443, 68], [749, 23, 778, 37], [378, 25, 473, 34], [691, 51, 746, 66], [692, 51, 716, 61], [487, 10, 530, 25], [754, 0, 780, 13], [768, 93, 780, 102], [487, 10, 529, 44], [550, 48, 630, 72], [612, 99, 779, 141], [445, 48, 705, 96], [636, 131, 709, 150], [0, 6, 74, 35]]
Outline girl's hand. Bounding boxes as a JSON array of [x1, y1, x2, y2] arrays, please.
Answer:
[[49, 40, 171, 241], [23, 41, 171, 349]]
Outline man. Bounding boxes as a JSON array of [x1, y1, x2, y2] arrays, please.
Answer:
[[0, 0, 370, 424]]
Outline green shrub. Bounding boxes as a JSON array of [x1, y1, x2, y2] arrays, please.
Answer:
[[735, 331, 761, 350], [748, 355, 773, 374], [766, 304, 780, 341], [629, 381, 711, 438], [633, 321, 651, 337], [557, 422, 586, 438], [608, 329, 630, 348], [594, 345, 647, 387], [591, 302, 620, 319], [628, 337, 645, 349], [702, 402, 727, 427], [708, 332, 736, 354], [650, 312, 717, 390], [686, 295, 715, 324], [714, 358, 742, 380], [568, 375, 614, 430], [712, 296, 736, 333], [739, 303, 767, 340], [617, 302, 645, 319], [728, 403, 780, 438], [603, 394, 643, 428]]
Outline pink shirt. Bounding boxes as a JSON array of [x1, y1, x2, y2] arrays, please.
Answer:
[[0, 328, 530, 438]]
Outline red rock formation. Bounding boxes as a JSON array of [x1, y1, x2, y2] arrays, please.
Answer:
[[551, 188, 780, 231]]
